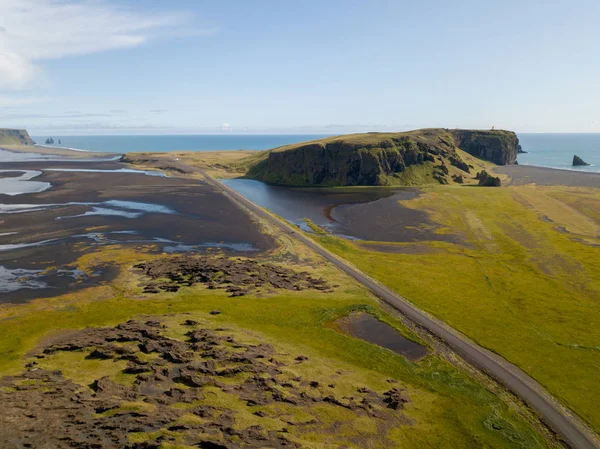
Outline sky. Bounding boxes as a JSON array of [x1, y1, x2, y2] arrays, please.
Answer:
[[0, 0, 599, 135]]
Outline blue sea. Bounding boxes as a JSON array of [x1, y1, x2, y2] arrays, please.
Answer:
[[518, 133, 600, 173], [31, 134, 331, 153], [31, 133, 600, 173]]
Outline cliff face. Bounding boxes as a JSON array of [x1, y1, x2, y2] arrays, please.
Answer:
[[450, 130, 519, 165], [248, 129, 518, 187], [0, 129, 34, 146]]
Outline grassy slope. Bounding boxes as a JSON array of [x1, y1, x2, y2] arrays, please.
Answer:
[[310, 185, 600, 431], [0, 230, 551, 448], [0, 129, 33, 145], [247, 129, 514, 187]]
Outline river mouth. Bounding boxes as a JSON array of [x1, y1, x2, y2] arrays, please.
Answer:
[[222, 178, 458, 244], [222, 178, 398, 232], [336, 312, 428, 362], [0, 157, 275, 303]]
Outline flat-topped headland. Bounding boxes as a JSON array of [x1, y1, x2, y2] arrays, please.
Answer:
[[247, 128, 519, 186], [0, 128, 34, 146]]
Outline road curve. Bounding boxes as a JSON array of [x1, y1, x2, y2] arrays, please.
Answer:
[[201, 171, 599, 449]]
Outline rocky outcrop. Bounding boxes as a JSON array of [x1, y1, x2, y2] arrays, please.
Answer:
[[45, 138, 55, 145], [248, 128, 518, 187], [449, 130, 519, 165], [573, 155, 590, 166], [0, 317, 410, 448], [0, 128, 34, 145], [134, 255, 333, 296], [476, 170, 501, 187], [518, 144, 527, 154]]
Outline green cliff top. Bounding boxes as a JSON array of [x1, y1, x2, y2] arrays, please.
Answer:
[[0, 128, 35, 146], [249, 128, 518, 187]]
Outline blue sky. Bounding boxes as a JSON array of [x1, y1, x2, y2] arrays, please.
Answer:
[[0, 0, 598, 134]]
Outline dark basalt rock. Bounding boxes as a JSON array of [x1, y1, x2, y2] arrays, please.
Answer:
[[573, 155, 590, 166], [135, 256, 333, 295], [450, 130, 519, 165], [383, 388, 410, 410], [0, 318, 410, 448], [475, 170, 502, 187], [517, 144, 527, 154]]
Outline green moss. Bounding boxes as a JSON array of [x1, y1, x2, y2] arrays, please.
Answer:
[[0, 241, 552, 448], [311, 184, 600, 431]]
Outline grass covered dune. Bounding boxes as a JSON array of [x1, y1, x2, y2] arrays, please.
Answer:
[[0, 229, 554, 448]]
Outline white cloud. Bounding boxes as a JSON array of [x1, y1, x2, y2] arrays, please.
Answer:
[[0, 0, 203, 90], [0, 52, 39, 89]]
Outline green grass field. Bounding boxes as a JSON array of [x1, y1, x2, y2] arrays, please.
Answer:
[[310, 184, 600, 432], [0, 234, 552, 448]]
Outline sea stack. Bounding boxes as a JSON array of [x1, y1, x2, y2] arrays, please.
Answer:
[[573, 155, 590, 166]]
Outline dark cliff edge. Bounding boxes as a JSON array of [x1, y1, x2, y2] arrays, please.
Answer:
[[0, 128, 35, 146], [449, 130, 518, 165], [247, 128, 519, 187]]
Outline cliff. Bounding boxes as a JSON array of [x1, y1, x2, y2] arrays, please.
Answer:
[[0, 128, 35, 146], [248, 128, 518, 187], [450, 130, 518, 165]]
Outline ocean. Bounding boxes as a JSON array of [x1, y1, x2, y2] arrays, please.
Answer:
[[518, 133, 599, 173], [31, 134, 332, 153], [31, 133, 600, 173]]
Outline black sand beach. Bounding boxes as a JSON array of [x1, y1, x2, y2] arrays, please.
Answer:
[[0, 155, 275, 303], [496, 165, 600, 187]]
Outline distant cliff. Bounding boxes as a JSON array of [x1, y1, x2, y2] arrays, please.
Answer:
[[0, 129, 35, 146], [450, 130, 518, 165], [247, 128, 518, 187]]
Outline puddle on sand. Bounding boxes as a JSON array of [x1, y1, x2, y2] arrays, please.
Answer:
[[0, 199, 176, 218], [44, 168, 166, 177], [0, 170, 52, 196], [0, 263, 109, 303], [336, 312, 428, 362], [0, 230, 258, 255], [0, 266, 46, 292], [163, 242, 259, 253]]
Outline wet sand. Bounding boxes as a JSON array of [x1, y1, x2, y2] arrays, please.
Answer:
[[331, 189, 458, 243], [496, 165, 600, 187], [0, 158, 275, 303], [0, 144, 115, 159]]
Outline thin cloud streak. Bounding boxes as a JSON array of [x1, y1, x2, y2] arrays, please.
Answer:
[[0, 0, 213, 90]]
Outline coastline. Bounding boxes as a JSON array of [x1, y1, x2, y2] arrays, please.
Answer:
[[0, 144, 119, 160], [2, 142, 599, 189], [495, 164, 600, 187], [517, 161, 598, 174], [33, 143, 93, 153]]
